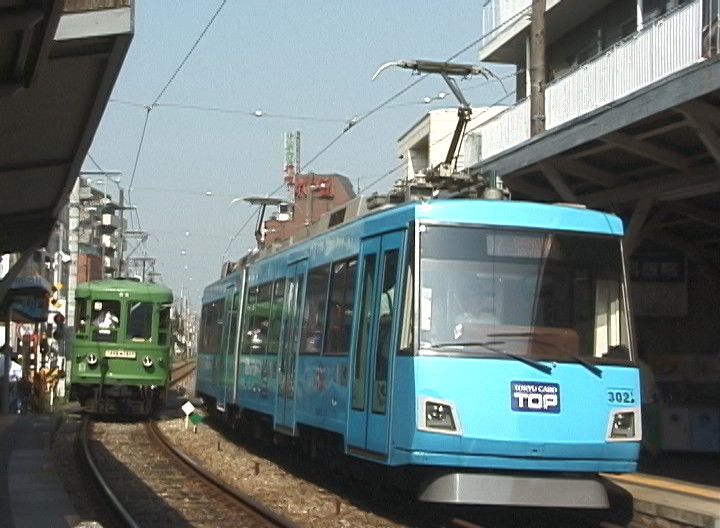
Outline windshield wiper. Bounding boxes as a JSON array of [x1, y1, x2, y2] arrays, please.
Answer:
[[487, 332, 602, 378], [431, 340, 553, 375]]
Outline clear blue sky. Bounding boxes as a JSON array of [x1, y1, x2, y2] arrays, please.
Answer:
[[84, 1, 514, 309]]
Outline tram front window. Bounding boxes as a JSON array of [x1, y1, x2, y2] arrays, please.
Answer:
[[419, 226, 632, 361], [91, 300, 121, 343]]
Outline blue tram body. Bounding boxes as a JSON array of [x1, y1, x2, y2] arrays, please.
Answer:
[[197, 198, 641, 508]]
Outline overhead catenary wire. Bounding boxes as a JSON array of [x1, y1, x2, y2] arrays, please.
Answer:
[[151, 0, 228, 107], [127, 107, 151, 209], [223, 10, 531, 259], [113, 6, 533, 280], [125, 0, 229, 230], [298, 6, 532, 173]]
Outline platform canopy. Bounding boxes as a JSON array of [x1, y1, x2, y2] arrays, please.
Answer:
[[0, 0, 133, 254]]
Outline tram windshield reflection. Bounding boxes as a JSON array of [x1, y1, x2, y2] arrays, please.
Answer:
[[419, 225, 632, 361]]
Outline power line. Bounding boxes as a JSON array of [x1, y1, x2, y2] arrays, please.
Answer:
[[126, 0, 229, 232], [298, 8, 530, 174], [128, 106, 152, 206], [87, 153, 104, 171], [157, 102, 348, 123], [221, 211, 256, 265], [361, 162, 406, 191], [152, 0, 228, 106]]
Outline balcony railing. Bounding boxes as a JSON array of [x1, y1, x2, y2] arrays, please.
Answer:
[[479, 0, 704, 161], [481, 0, 530, 46]]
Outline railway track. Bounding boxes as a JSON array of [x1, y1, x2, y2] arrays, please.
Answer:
[[170, 359, 196, 387], [80, 416, 301, 528]]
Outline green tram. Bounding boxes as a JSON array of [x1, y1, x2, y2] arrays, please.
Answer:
[[70, 279, 174, 414]]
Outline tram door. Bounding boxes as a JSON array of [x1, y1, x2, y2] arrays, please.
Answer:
[[220, 284, 241, 409], [347, 231, 404, 456], [274, 259, 307, 433]]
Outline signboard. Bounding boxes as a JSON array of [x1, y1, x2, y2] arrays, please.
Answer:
[[511, 381, 561, 413], [10, 295, 49, 322]]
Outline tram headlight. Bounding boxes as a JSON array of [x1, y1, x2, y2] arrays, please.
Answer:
[[142, 355, 154, 368], [607, 408, 640, 441], [86, 354, 98, 366], [421, 399, 459, 433]]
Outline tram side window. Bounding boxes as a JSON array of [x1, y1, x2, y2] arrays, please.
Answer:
[[158, 303, 171, 346], [373, 249, 399, 414], [300, 264, 331, 354], [255, 283, 272, 354], [267, 279, 285, 355], [200, 300, 224, 354], [75, 300, 88, 339], [91, 300, 121, 343], [127, 302, 153, 342], [242, 283, 272, 354], [324, 258, 357, 355]]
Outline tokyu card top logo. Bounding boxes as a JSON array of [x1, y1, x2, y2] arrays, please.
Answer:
[[511, 381, 561, 413]]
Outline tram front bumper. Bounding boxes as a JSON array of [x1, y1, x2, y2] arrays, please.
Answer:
[[418, 471, 612, 507]]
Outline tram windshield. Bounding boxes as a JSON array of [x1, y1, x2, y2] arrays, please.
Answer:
[[419, 225, 632, 362]]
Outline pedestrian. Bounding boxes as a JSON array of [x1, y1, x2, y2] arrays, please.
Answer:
[[1, 345, 23, 413]]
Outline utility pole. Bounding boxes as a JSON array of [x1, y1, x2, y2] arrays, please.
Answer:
[[118, 188, 125, 277], [306, 173, 314, 226], [530, 0, 546, 136]]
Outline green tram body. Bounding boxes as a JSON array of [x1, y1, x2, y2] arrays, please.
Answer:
[[70, 279, 174, 414]]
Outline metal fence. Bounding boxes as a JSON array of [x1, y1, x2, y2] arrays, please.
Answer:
[[546, 0, 702, 129], [480, 99, 530, 160]]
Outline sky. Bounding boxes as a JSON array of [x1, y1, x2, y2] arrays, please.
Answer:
[[84, 1, 514, 310]]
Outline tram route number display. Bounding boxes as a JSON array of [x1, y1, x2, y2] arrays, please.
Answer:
[[511, 381, 560, 413]]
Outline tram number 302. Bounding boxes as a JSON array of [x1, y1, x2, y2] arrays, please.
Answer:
[[607, 390, 635, 404]]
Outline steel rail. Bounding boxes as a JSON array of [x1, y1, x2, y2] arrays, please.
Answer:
[[169, 361, 195, 387], [80, 416, 141, 528], [146, 419, 302, 528]]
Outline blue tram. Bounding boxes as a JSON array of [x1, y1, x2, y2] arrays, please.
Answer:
[[197, 197, 641, 508]]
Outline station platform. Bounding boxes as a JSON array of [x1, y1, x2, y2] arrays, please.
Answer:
[[0, 411, 718, 528], [0, 413, 79, 528], [604, 453, 720, 528]]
